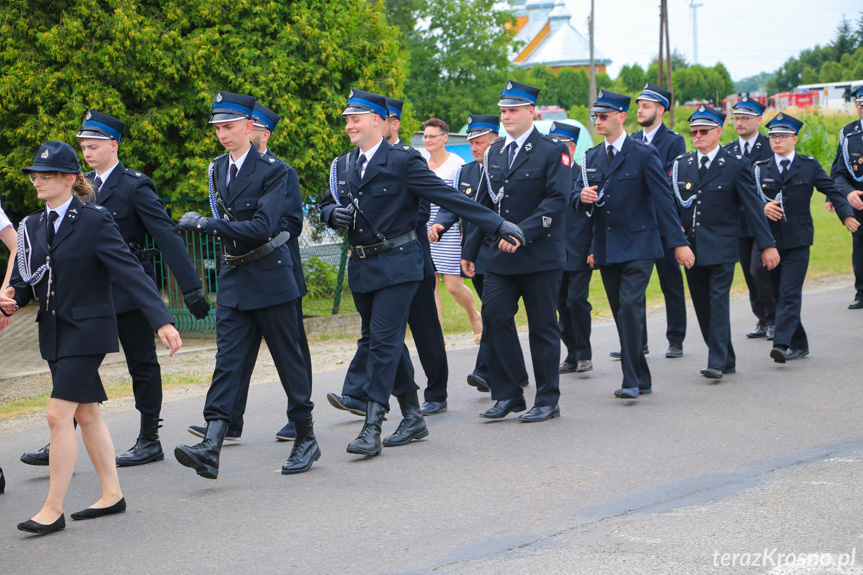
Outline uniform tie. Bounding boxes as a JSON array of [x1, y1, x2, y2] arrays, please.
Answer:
[[743, 141, 750, 157], [507, 142, 517, 167], [606, 145, 615, 165], [227, 164, 238, 190], [699, 156, 709, 179], [93, 175, 103, 192], [780, 158, 791, 183], [47, 211, 59, 247], [356, 153, 366, 179]]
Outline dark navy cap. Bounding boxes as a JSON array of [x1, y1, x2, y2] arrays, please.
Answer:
[[22, 141, 82, 174], [852, 83, 863, 102], [252, 102, 280, 132], [636, 83, 671, 110], [76, 110, 126, 141], [766, 112, 803, 135], [209, 91, 256, 124], [498, 80, 539, 107], [688, 104, 726, 128], [591, 89, 630, 113], [731, 94, 766, 117], [466, 114, 500, 140], [342, 89, 388, 118], [549, 121, 581, 142], [385, 97, 404, 120]]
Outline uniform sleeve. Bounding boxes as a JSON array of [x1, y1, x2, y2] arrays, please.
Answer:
[[642, 146, 688, 249], [813, 159, 854, 221], [406, 153, 504, 236], [131, 176, 202, 294], [319, 161, 340, 229], [282, 165, 304, 238], [515, 141, 568, 244], [432, 206, 459, 232], [8, 247, 32, 310], [209, 161, 288, 243], [734, 158, 776, 251], [93, 210, 174, 330], [831, 143, 857, 196]]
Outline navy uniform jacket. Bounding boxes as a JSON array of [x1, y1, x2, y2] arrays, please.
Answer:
[[463, 127, 569, 275], [724, 134, 772, 238], [264, 149, 307, 298], [86, 163, 201, 314], [395, 138, 436, 280], [204, 148, 299, 309], [573, 135, 688, 266], [631, 123, 687, 172], [10, 197, 175, 361], [319, 138, 504, 293], [831, 120, 863, 224], [672, 147, 775, 266], [563, 161, 593, 272], [755, 154, 853, 251]]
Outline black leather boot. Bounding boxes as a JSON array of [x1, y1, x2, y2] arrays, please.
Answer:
[[20, 444, 51, 466], [383, 392, 429, 447], [281, 417, 321, 475], [174, 420, 228, 479], [346, 401, 387, 456], [116, 414, 165, 467]]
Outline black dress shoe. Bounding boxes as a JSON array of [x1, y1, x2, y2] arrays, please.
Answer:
[[18, 514, 65, 535], [466, 373, 490, 392], [849, 300, 863, 310], [771, 347, 801, 362], [665, 345, 683, 358], [700, 367, 723, 379], [559, 361, 577, 374], [518, 404, 560, 422], [326, 393, 367, 416], [20, 444, 50, 466], [746, 324, 767, 338], [0, 466, 5, 494], [609, 346, 649, 359], [614, 387, 639, 399], [71, 498, 126, 521], [766, 325, 775, 340], [576, 360, 593, 372], [797, 349, 810, 358], [479, 397, 527, 419]]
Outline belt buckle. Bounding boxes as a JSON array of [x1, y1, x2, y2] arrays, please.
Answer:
[[355, 245, 366, 259]]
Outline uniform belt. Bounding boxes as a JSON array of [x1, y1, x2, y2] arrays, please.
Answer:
[[351, 230, 417, 259], [224, 231, 291, 268], [133, 249, 160, 261]]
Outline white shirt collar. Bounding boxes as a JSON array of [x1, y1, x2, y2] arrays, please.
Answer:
[[46, 196, 74, 231], [228, 144, 253, 177], [504, 124, 535, 151], [642, 124, 661, 144], [738, 133, 759, 150], [775, 150, 796, 169], [95, 161, 120, 189], [697, 145, 720, 167], [357, 138, 385, 178], [604, 130, 626, 153]]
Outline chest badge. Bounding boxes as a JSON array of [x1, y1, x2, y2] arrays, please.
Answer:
[[542, 216, 552, 228], [685, 182, 692, 190], [465, 187, 472, 196]]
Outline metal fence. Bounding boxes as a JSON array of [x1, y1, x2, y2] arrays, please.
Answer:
[[152, 200, 354, 335]]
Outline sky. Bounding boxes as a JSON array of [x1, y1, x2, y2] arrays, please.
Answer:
[[563, 0, 862, 81]]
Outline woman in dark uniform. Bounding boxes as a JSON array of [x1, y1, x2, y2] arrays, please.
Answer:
[[0, 141, 182, 535]]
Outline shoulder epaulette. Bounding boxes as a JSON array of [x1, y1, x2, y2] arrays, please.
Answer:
[[212, 152, 230, 163], [83, 203, 104, 211], [123, 168, 144, 178], [753, 157, 771, 165], [259, 153, 277, 164], [675, 152, 691, 161], [630, 138, 650, 147], [799, 155, 815, 161]]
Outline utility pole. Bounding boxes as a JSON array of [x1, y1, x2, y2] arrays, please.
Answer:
[[658, 0, 674, 127], [690, 0, 703, 65], [588, 0, 596, 137]]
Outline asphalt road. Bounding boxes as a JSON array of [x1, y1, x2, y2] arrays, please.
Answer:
[[2, 281, 863, 575]]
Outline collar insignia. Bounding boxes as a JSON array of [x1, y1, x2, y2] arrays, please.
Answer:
[[524, 142, 533, 152]]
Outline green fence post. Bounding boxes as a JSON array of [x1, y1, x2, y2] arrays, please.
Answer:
[[331, 231, 350, 315]]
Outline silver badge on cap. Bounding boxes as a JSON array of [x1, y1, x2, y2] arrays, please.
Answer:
[[777, 113, 784, 120], [506, 82, 513, 90], [699, 105, 705, 112], [467, 117, 473, 124], [598, 90, 604, 99], [41, 149, 50, 159], [349, 89, 354, 98], [215, 92, 223, 103], [742, 96, 748, 102], [86, 111, 92, 120]]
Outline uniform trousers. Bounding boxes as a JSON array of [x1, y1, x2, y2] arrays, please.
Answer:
[[654, 243, 687, 347], [744, 237, 777, 327], [853, 232, 863, 301], [341, 273, 447, 402], [600, 260, 653, 390], [204, 300, 312, 424], [116, 308, 162, 417], [685, 263, 737, 371], [558, 270, 593, 363], [481, 269, 562, 406], [228, 297, 312, 434], [351, 281, 420, 407], [764, 246, 810, 351], [473, 273, 529, 384]]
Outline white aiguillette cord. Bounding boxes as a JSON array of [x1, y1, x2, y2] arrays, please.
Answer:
[[16, 215, 52, 305]]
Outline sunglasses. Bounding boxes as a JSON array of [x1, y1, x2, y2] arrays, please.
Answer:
[[689, 128, 716, 137], [590, 112, 619, 122]]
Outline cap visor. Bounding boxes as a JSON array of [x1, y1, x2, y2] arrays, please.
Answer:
[[768, 127, 797, 135], [342, 106, 374, 117], [466, 129, 494, 140], [22, 163, 79, 174], [689, 119, 720, 128], [732, 110, 760, 116], [498, 99, 532, 107], [76, 130, 113, 140], [590, 104, 619, 113], [209, 113, 249, 124]]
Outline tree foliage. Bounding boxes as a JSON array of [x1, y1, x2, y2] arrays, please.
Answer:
[[0, 0, 405, 218]]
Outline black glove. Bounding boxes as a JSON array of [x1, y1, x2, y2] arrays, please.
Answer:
[[183, 288, 211, 320], [330, 207, 354, 229], [496, 221, 526, 247], [175, 212, 212, 234]]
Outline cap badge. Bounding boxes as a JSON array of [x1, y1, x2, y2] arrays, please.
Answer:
[[215, 92, 223, 103], [467, 117, 473, 124], [349, 89, 354, 98], [86, 111, 92, 120], [506, 82, 513, 90], [598, 90, 604, 99], [644, 83, 649, 89], [698, 105, 705, 112], [41, 149, 50, 159], [776, 113, 784, 120], [742, 96, 748, 102]]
